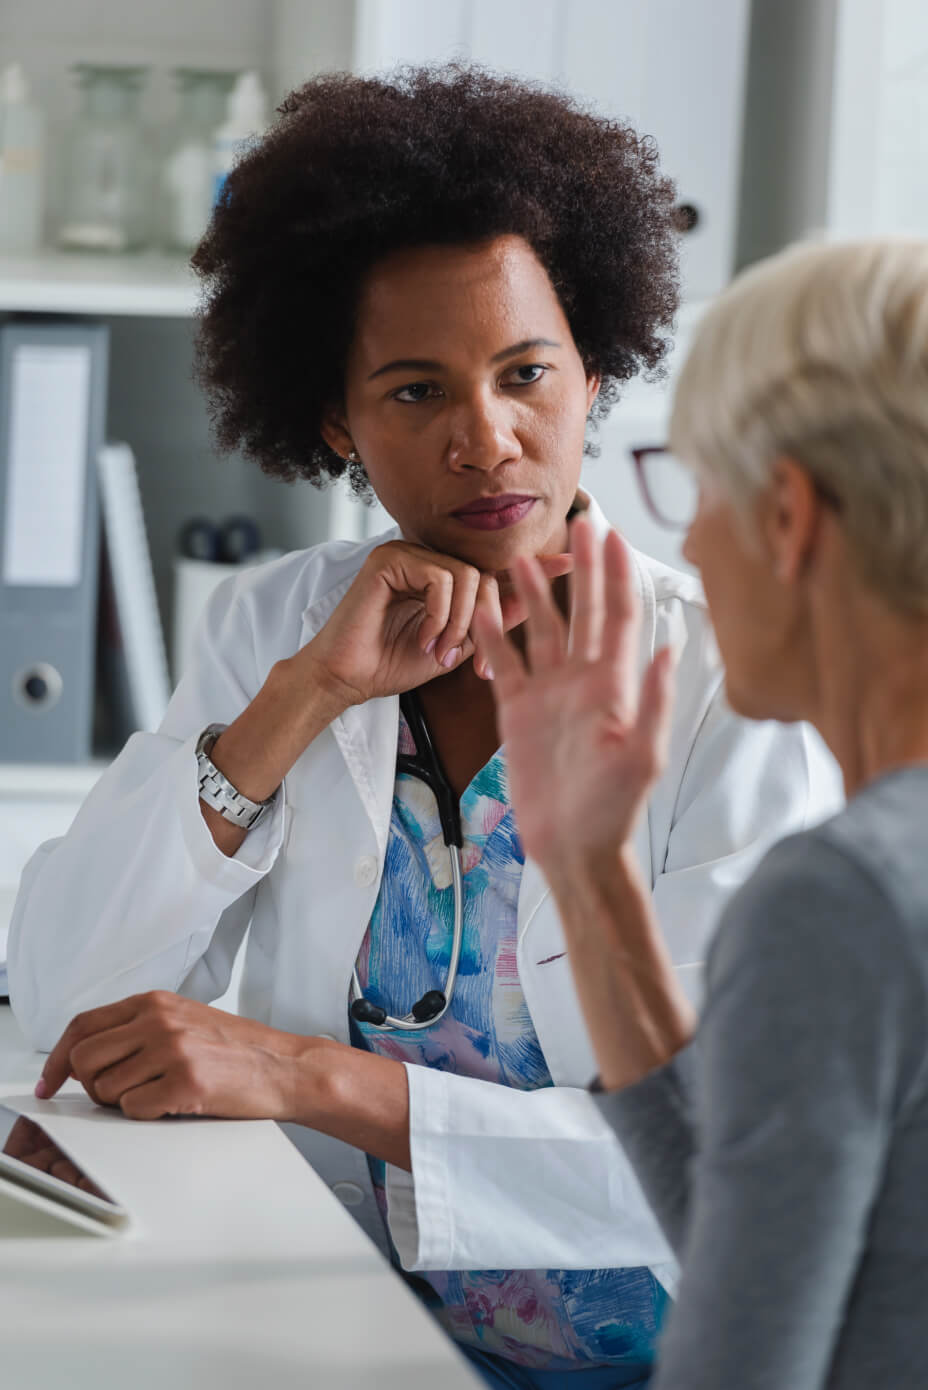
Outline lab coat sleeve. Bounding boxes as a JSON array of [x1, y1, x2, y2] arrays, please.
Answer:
[[383, 695, 841, 1274], [8, 576, 286, 1050], [651, 686, 843, 1009], [385, 1072, 677, 1274]]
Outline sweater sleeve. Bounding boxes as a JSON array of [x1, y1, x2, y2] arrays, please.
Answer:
[[592, 1046, 698, 1255], [595, 833, 920, 1390]]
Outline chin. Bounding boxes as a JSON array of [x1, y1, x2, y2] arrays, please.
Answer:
[[723, 673, 776, 722], [723, 672, 802, 724]]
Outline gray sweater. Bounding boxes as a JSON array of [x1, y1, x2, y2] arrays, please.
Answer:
[[595, 767, 928, 1390]]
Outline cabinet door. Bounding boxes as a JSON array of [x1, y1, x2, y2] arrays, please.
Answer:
[[829, 0, 928, 236], [560, 0, 750, 300], [352, 0, 749, 301]]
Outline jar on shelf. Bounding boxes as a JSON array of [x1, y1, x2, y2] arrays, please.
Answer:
[[162, 68, 238, 254], [58, 64, 150, 254]]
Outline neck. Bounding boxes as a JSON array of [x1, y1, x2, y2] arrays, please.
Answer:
[[810, 601, 928, 797]]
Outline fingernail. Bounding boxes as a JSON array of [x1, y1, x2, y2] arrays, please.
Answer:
[[441, 646, 462, 669], [34, 1077, 47, 1099], [484, 666, 494, 681], [425, 637, 437, 655]]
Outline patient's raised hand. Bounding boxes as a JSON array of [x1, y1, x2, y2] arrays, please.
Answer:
[[473, 517, 676, 875]]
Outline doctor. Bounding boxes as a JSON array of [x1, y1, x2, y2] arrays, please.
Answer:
[[10, 66, 835, 1389]]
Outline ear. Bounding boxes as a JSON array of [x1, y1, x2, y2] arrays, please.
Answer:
[[585, 372, 602, 412], [761, 456, 821, 583], [319, 403, 355, 460]]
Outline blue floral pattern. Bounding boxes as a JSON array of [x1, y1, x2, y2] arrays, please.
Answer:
[[353, 713, 667, 1370]]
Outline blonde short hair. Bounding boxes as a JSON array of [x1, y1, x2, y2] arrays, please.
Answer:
[[669, 238, 928, 614]]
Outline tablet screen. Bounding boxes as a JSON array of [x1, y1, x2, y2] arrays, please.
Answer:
[[0, 1104, 118, 1208]]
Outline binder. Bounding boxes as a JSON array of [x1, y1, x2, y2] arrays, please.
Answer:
[[0, 321, 108, 762], [97, 441, 171, 742]]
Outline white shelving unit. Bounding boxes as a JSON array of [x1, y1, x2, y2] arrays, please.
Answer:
[[0, 252, 199, 318]]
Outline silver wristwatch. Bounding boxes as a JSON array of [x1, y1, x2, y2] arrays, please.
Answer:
[[195, 724, 276, 830]]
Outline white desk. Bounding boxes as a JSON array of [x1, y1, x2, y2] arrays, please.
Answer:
[[0, 1006, 479, 1389]]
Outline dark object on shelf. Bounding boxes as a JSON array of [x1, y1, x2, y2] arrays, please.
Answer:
[[674, 202, 701, 233], [178, 514, 261, 565]]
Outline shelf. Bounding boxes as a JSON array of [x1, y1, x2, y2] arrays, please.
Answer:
[[0, 762, 108, 799], [0, 252, 200, 318]]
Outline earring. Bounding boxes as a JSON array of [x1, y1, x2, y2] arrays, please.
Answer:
[[347, 448, 359, 463]]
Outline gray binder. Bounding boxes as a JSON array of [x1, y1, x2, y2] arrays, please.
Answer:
[[0, 321, 108, 762]]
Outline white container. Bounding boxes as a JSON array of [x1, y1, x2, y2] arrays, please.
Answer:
[[0, 63, 44, 253], [212, 70, 268, 208], [172, 549, 280, 683], [162, 69, 237, 253]]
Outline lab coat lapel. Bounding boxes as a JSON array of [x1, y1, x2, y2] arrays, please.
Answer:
[[516, 512, 657, 1083], [297, 584, 397, 860]]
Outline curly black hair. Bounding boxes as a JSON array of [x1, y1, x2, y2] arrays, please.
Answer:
[[192, 63, 680, 494]]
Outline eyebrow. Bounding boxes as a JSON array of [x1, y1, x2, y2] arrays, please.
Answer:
[[366, 338, 563, 381]]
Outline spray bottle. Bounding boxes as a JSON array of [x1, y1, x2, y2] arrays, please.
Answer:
[[212, 70, 268, 208], [0, 63, 44, 253]]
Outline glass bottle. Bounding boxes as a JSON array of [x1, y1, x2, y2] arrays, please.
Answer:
[[162, 69, 237, 253], [58, 65, 150, 254]]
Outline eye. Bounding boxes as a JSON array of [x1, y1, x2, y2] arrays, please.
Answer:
[[507, 364, 548, 386], [391, 381, 442, 404]]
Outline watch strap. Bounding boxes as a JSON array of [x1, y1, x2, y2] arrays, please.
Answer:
[[196, 723, 276, 830]]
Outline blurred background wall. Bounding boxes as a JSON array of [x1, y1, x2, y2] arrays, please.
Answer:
[[2, 0, 925, 592]]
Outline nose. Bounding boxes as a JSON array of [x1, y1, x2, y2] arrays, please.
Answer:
[[446, 390, 522, 473]]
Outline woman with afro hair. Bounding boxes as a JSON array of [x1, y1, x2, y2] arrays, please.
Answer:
[[12, 65, 837, 1389]]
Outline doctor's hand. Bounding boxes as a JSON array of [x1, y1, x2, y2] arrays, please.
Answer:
[[35, 992, 334, 1121], [304, 538, 573, 705], [473, 518, 676, 874]]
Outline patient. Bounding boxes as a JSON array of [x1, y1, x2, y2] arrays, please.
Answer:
[[476, 238, 928, 1389]]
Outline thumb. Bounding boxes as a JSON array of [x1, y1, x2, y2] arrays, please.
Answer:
[[498, 552, 573, 631]]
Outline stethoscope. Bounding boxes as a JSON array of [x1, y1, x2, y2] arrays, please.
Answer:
[[349, 689, 464, 1031]]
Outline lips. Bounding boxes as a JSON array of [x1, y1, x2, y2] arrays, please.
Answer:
[[450, 494, 538, 532], [452, 493, 537, 516]]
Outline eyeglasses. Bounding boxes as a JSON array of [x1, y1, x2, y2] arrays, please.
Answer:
[[631, 445, 844, 531], [630, 445, 700, 531]]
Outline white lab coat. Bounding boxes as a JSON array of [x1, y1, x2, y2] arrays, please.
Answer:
[[8, 496, 840, 1287]]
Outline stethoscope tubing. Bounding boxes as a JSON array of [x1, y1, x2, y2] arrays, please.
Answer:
[[350, 841, 464, 1031], [349, 688, 466, 1032]]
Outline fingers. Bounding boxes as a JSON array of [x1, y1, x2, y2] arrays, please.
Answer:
[[433, 563, 481, 669], [470, 599, 526, 701], [89, 1049, 165, 1108], [119, 1077, 184, 1122], [414, 565, 455, 657], [69, 1022, 148, 1105], [3, 1115, 44, 1161], [567, 517, 604, 660], [601, 528, 642, 721], [512, 554, 568, 673], [471, 574, 503, 680], [39, 996, 142, 1098], [635, 646, 677, 772], [535, 552, 574, 583], [397, 553, 480, 669]]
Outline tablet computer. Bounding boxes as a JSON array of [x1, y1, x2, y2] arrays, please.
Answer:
[[0, 1104, 129, 1230]]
